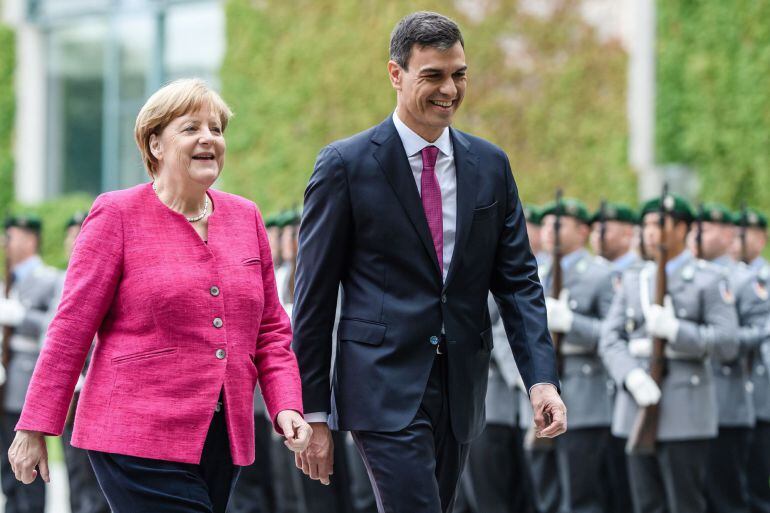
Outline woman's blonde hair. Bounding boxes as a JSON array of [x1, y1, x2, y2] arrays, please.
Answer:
[[134, 78, 233, 178]]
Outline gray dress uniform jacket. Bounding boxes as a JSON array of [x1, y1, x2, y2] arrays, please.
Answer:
[[4, 257, 60, 413], [486, 294, 520, 427], [749, 257, 770, 422], [600, 251, 739, 441], [712, 256, 768, 427]]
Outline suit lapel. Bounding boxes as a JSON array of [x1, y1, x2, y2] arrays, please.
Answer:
[[443, 128, 478, 291], [371, 118, 441, 276]]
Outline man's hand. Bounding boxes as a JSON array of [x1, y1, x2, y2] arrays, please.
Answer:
[[8, 430, 49, 484], [529, 383, 567, 438], [545, 290, 574, 334], [296, 422, 334, 485], [276, 410, 313, 453]]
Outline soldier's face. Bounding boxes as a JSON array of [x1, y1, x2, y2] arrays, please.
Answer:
[[280, 226, 297, 262], [267, 226, 281, 264], [4, 227, 38, 267], [541, 215, 588, 254], [642, 213, 687, 259], [64, 225, 81, 259], [698, 222, 733, 260], [590, 221, 634, 260], [743, 228, 768, 262], [526, 222, 541, 253]]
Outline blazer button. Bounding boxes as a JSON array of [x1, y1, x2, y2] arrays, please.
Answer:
[[210, 286, 220, 297], [441, 295, 447, 304], [213, 317, 223, 328], [430, 336, 439, 346], [216, 349, 226, 359]]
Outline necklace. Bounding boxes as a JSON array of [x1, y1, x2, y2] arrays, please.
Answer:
[[152, 182, 209, 223]]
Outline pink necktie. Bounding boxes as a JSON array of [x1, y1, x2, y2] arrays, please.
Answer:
[[420, 146, 443, 274]]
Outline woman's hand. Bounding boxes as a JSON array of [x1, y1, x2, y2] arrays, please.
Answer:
[[8, 430, 49, 484], [276, 410, 313, 453]]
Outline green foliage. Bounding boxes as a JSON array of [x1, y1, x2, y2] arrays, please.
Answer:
[[657, 0, 770, 209], [220, 0, 635, 213], [10, 194, 95, 269], [0, 24, 14, 216]]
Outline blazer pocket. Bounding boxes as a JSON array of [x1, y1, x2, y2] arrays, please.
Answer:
[[480, 326, 494, 351], [241, 256, 262, 266], [472, 201, 498, 221], [338, 318, 387, 346], [112, 347, 178, 365]]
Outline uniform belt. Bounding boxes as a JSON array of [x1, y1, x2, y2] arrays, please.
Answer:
[[628, 338, 701, 361], [9, 335, 40, 354], [560, 342, 593, 356]]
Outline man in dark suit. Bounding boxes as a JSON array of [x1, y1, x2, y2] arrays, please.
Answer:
[[293, 12, 565, 513]]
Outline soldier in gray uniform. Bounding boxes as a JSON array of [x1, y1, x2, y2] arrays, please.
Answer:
[[734, 208, 770, 513], [525, 204, 549, 266], [696, 203, 767, 513], [56, 212, 111, 513], [537, 198, 615, 513], [590, 202, 639, 513], [600, 195, 739, 513], [0, 215, 60, 513]]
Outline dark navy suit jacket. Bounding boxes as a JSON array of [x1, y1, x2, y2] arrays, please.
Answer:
[[293, 117, 558, 443]]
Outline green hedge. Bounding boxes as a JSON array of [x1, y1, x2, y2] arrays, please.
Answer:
[[221, 0, 635, 213], [657, 0, 770, 209], [0, 24, 14, 216]]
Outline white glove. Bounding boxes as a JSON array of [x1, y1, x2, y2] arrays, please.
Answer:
[[0, 364, 5, 386], [624, 367, 661, 407], [0, 298, 24, 327], [646, 296, 679, 342], [546, 289, 574, 334]]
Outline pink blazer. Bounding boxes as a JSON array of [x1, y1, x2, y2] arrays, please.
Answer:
[[16, 182, 303, 466]]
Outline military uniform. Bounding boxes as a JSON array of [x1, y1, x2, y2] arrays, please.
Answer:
[[0, 242, 60, 513], [600, 248, 739, 513]]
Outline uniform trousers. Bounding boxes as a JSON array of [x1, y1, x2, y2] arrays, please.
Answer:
[[627, 439, 711, 513], [459, 423, 534, 513], [705, 426, 752, 513], [0, 411, 46, 513], [555, 427, 610, 513], [747, 421, 770, 513], [604, 435, 633, 513], [63, 420, 110, 513], [88, 401, 240, 513], [351, 353, 470, 513], [525, 446, 561, 513], [228, 414, 275, 513]]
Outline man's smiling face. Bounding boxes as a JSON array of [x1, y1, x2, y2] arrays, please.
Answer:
[[389, 42, 467, 142]]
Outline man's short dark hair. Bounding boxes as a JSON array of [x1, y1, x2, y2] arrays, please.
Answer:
[[390, 12, 464, 70]]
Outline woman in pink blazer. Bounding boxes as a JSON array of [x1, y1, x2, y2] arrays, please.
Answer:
[[8, 79, 311, 513]]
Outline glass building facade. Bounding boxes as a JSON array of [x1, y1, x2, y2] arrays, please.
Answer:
[[27, 0, 224, 197]]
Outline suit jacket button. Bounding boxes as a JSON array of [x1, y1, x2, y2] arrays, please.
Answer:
[[430, 336, 439, 345], [216, 349, 226, 359], [441, 295, 447, 304], [213, 317, 223, 328], [210, 286, 220, 297]]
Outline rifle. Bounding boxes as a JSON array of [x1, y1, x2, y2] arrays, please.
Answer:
[[695, 203, 704, 260], [740, 202, 749, 265], [626, 183, 670, 455], [598, 199, 607, 259], [525, 189, 564, 450]]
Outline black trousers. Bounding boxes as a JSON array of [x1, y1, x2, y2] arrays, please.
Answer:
[[63, 421, 110, 513], [88, 403, 240, 513], [627, 439, 711, 513], [460, 423, 534, 513], [706, 426, 752, 513], [525, 446, 561, 513], [748, 421, 770, 513], [228, 414, 275, 513], [555, 427, 610, 513], [604, 435, 633, 513], [345, 432, 378, 513], [0, 411, 45, 513], [351, 355, 470, 513]]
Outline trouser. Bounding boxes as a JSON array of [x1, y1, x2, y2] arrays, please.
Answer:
[[526, 446, 561, 513], [345, 432, 378, 513], [88, 399, 240, 513], [63, 421, 110, 513], [460, 423, 534, 513], [627, 439, 711, 513], [0, 411, 46, 513], [748, 421, 770, 513], [228, 413, 275, 513], [604, 435, 633, 513], [706, 426, 752, 513], [351, 354, 470, 513], [555, 427, 609, 513]]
